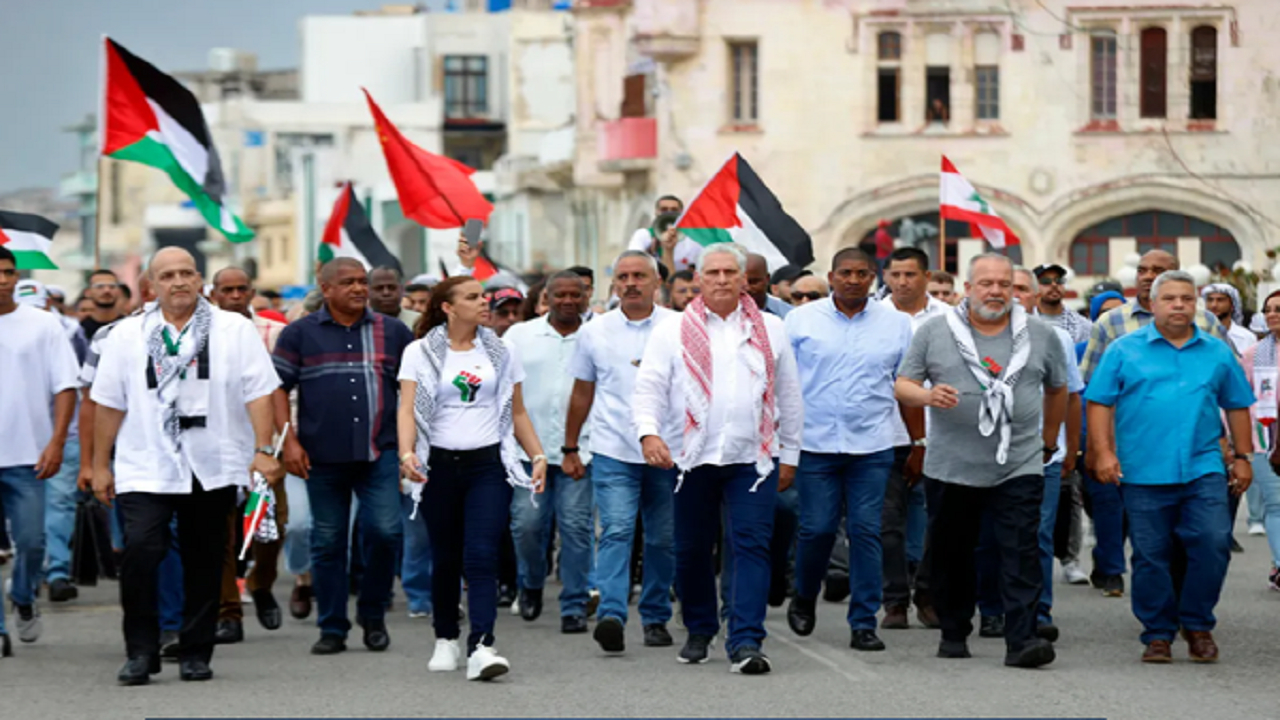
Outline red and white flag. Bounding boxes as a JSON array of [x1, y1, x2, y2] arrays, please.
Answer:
[[939, 156, 1020, 248]]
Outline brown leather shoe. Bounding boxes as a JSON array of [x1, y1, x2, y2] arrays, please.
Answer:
[[290, 584, 313, 620], [1182, 630, 1219, 663], [1142, 640, 1173, 663], [880, 604, 909, 630], [915, 603, 941, 629]]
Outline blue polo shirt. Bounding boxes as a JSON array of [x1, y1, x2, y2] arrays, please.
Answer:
[[1084, 323, 1254, 486], [785, 296, 912, 454], [273, 305, 415, 464]]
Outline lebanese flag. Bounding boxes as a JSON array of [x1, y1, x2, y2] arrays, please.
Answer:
[[320, 182, 402, 274], [675, 153, 813, 270], [0, 210, 59, 270], [940, 156, 1020, 248], [364, 89, 493, 229], [101, 38, 252, 243]]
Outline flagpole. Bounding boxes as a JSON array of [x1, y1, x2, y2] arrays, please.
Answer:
[[938, 214, 946, 274], [95, 156, 105, 271]]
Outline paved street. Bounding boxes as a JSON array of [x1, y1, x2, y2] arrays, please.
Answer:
[[2, 521, 1276, 720]]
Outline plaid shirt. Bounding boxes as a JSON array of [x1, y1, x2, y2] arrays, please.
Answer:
[[1036, 307, 1093, 345], [1080, 299, 1229, 383], [272, 305, 414, 464]]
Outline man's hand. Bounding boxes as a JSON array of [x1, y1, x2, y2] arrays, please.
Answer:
[[660, 227, 679, 252], [77, 465, 93, 492], [778, 464, 796, 492], [1063, 452, 1077, 477], [1093, 451, 1123, 485], [926, 384, 960, 410], [456, 238, 479, 270], [641, 436, 674, 470], [251, 452, 284, 487], [531, 458, 548, 493], [92, 465, 116, 507], [35, 442, 64, 480], [282, 435, 310, 480], [1230, 457, 1253, 495], [904, 446, 925, 487], [562, 452, 586, 481]]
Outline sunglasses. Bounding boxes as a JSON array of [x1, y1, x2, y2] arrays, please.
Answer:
[[792, 291, 824, 302], [1037, 276, 1067, 285]]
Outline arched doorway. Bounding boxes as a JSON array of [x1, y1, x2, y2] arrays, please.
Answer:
[[1068, 209, 1240, 276], [859, 211, 1023, 272]]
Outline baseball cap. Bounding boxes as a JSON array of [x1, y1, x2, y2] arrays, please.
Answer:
[[489, 287, 524, 310], [1087, 280, 1123, 299], [15, 279, 48, 307], [770, 264, 810, 286], [408, 273, 442, 289], [1032, 263, 1068, 278]]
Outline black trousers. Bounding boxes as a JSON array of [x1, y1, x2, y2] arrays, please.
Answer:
[[882, 446, 932, 608], [117, 479, 235, 663], [925, 474, 1042, 651]]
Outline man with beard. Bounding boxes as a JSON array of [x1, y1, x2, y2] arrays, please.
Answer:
[[1201, 283, 1257, 355], [895, 253, 1068, 668], [82, 269, 125, 341], [667, 270, 699, 312], [369, 266, 421, 332], [1033, 264, 1091, 345]]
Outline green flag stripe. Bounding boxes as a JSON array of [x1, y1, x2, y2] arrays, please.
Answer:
[[679, 228, 735, 248], [10, 250, 58, 270]]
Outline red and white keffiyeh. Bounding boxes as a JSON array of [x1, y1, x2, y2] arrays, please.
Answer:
[[679, 292, 777, 482]]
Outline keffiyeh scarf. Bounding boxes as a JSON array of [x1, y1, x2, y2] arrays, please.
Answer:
[[945, 299, 1030, 465], [679, 293, 776, 486], [1201, 283, 1243, 327], [144, 297, 213, 463], [1253, 334, 1277, 453]]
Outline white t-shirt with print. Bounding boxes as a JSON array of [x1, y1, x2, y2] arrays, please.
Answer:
[[399, 340, 526, 452]]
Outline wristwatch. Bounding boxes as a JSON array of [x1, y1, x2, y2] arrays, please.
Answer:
[[1233, 452, 1251, 461], [1043, 445, 1060, 456], [911, 438, 927, 448], [255, 445, 275, 457], [561, 446, 580, 455]]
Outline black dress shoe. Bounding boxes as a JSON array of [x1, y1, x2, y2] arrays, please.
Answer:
[[251, 589, 282, 631], [822, 574, 851, 603], [48, 578, 78, 602], [289, 585, 313, 620], [519, 587, 543, 622], [360, 618, 390, 651], [311, 634, 347, 655], [850, 629, 886, 652], [159, 630, 180, 660], [117, 655, 160, 686], [938, 639, 971, 659], [1036, 622, 1060, 642], [214, 619, 243, 645], [594, 616, 625, 652], [561, 614, 588, 634], [1005, 637, 1056, 668], [979, 615, 1005, 638], [179, 658, 213, 681], [787, 596, 817, 636], [1, 633, 11, 658]]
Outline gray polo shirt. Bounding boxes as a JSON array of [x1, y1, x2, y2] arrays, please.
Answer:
[[898, 314, 1068, 487]]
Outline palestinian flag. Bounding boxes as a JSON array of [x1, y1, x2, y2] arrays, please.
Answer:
[[320, 182, 402, 274], [675, 153, 813, 270], [0, 210, 59, 269], [101, 38, 252, 242], [940, 156, 1020, 248]]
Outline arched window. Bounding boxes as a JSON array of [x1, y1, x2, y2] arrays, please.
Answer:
[[1139, 28, 1167, 118], [1069, 210, 1239, 276], [1190, 26, 1218, 120]]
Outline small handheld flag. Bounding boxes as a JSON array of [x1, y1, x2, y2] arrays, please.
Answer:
[[239, 423, 289, 561]]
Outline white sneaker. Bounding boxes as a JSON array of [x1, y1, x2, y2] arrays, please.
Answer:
[[1062, 562, 1089, 585], [509, 598, 521, 616], [428, 639, 461, 672], [1249, 522, 1266, 536], [466, 644, 510, 681], [408, 609, 431, 620], [13, 602, 42, 643]]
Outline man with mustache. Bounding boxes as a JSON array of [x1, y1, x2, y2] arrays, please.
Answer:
[[895, 253, 1069, 669]]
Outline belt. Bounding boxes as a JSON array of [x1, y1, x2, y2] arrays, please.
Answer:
[[428, 445, 501, 465]]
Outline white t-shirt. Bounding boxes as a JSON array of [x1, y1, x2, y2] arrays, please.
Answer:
[[0, 305, 81, 467], [398, 340, 526, 452], [628, 228, 703, 273]]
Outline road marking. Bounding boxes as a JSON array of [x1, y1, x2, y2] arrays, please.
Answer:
[[764, 621, 880, 682]]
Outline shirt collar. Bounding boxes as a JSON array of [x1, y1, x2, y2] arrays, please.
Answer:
[[1141, 321, 1204, 348], [825, 295, 876, 320], [535, 313, 581, 338], [1127, 298, 1153, 317], [316, 304, 372, 327], [619, 307, 660, 328]]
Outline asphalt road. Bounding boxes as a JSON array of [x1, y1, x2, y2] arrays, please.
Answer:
[[2, 522, 1276, 720]]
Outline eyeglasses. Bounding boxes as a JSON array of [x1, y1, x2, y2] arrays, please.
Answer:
[[1037, 277, 1067, 285], [792, 291, 824, 302], [90, 282, 119, 291]]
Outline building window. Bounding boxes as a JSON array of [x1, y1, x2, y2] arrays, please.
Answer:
[[1070, 235, 1110, 276], [877, 69, 899, 122], [444, 55, 488, 119], [729, 41, 759, 124], [274, 133, 334, 193], [1139, 28, 1167, 118], [1069, 210, 1239, 275], [1091, 35, 1117, 119], [1190, 26, 1218, 120], [926, 67, 950, 122], [976, 66, 1000, 120], [878, 31, 901, 61]]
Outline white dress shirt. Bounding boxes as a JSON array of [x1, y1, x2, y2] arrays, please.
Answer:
[[503, 314, 589, 466], [90, 308, 280, 494], [0, 305, 80, 467], [1226, 321, 1259, 355], [882, 295, 951, 447], [569, 306, 680, 464], [633, 303, 803, 468]]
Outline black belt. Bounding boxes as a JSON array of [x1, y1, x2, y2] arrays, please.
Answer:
[[428, 445, 502, 464]]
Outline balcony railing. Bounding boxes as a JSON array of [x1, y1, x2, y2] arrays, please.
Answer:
[[597, 117, 657, 172]]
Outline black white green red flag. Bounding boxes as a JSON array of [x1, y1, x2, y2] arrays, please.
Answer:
[[674, 153, 813, 269], [0, 210, 59, 269], [320, 182, 402, 274], [100, 37, 252, 243]]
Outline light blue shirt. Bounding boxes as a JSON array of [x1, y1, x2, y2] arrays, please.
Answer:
[[503, 315, 589, 466], [1084, 323, 1254, 485], [765, 295, 792, 317], [786, 297, 912, 454]]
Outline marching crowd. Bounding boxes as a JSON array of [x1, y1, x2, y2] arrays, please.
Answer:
[[0, 194, 1274, 686]]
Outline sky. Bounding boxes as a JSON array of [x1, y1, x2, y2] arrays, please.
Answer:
[[0, 0, 388, 195]]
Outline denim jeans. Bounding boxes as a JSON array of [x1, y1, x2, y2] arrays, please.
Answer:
[[306, 453, 404, 638], [882, 447, 930, 609], [510, 463, 594, 618], [592, 454, 675, 627], [906, 482, 927, 565], [1121, 473, 1231, 644], [676, 463, 776, 655], [282, 474, 311, 576], [159, 518, 184, 633], [400, 493, 433, 615], [1037, 462, 1063, 624], [719, 466, 782, 622], [1253, 455, 1280, 567], [795, 449, 894, 630], [0, 466, 45, 635], [1083, 468, 1127, 577], [423, 446, 512, 653], [44, 438, 79, 582]]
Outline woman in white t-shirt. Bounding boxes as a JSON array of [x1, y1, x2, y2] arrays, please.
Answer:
[[396, 276, 546, 682]]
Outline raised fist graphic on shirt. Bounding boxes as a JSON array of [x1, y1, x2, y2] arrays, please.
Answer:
[[452, 370, 483, 403]]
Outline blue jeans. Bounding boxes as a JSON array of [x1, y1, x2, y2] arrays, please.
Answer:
[[795, 449, 894, 630], [720, 467, 787, 622], [306, 453, 404, 637], [283, 474, 311, 576], [592, 454, 675, 626], [510, 463, 594, 617], [44, 439, 79, 582], [906, 482, 926, 565], [677, 463, 776, 655], [1251, 455, 1280, 567], [159, 518, 184, 632], [1121, 473, 1231, 644], [1084, 468, 1127, 577], [400, 494, 433, 615], [1037, 462, 1063, 624], [0, 466, 45, 635]]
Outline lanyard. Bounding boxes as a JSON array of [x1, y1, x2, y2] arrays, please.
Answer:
[[162, 325, 189, 357]]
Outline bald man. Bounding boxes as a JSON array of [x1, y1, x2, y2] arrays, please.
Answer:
[[744, 253, 792, 317], [789, 276, 829, 307]]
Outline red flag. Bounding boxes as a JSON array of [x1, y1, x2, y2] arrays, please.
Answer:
[[363, 89, 493, 228]]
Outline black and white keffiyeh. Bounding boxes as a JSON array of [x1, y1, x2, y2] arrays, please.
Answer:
[[945, 299, 1031, 465], [144, 297, 213, 460], [1253, 333, 1277, 453]]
